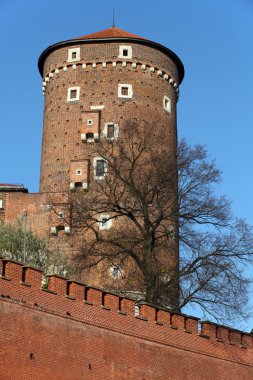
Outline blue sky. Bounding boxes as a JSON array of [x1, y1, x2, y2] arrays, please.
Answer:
[[0, 0, 253, 327]]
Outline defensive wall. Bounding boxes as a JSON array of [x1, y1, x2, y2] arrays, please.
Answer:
[[0, 257, 253, 380]]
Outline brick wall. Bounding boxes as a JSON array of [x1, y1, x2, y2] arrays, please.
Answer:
[[0, 258, 253, 380], [40, 41, 178, 193]]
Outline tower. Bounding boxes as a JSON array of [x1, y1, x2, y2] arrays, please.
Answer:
[[37, 26, 184, 305], [38, 27, 184, 193]]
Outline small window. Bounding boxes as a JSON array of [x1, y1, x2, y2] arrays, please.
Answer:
[[110, 265, 122, 279], [87, 118, 93, 126], [70, 89, 77, 98], [96, 160, 105, 177], [94, 157, 107, 179], [99, 214, 112, 230], [67, 86, 80, 102], [58, 212, 64, 218], [104, 123, 119, 140], [76, 169, 81, 175], [118, 45, 132, 59], [107, 124, 115, 139], [101, 217, 108, 227], [118, 84, 133, 99], [121, 87, 128, 96], [86, 132, 94, 140], [67, 47, 80, 62], [163, 95, 171, 113]]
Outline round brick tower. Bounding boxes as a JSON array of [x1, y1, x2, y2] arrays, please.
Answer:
[[38, 26, 184, 193], [38, 26, 184, 306]]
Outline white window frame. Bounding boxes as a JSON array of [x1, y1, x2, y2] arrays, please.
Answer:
[[93, 157, 107, 180], [67, 47, 80, 62], [118, 84, 133, 99], [103, 123, 119, 140], [118, 45, 133, 59], [99, 214, 112, 230], [0, 200, 3, 209], [163, 95, 171, 113], [76, 169, 82, 175], [67, 86, 80, 102]]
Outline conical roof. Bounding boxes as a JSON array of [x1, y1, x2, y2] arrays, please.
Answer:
[[73, 26, 146, 41], [38, 27, 184, 82]]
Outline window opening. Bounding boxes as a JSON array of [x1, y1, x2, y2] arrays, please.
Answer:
[[107, 124, 115, 139], [163, 95, 171, 113], [76, 169, 81, 175], [72, 52, 77, 59], [96, 160, 105, 177], [87, 118, 93, 126], [101, 217, 108, 227], [121, 87, 128, 96], [86, 132, 94, 139], [70, 89, 77, 99], [111, 265, 122, 279], [119, 45, 132, 59]]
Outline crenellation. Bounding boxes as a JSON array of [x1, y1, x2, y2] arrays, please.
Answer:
[[120, 296, 135, 315], [2, 259, 23, 282], [229, 330, 243, 346], [139, 303, 156, 321], [47, 273, 68, 295], [84, 285, 103, 306], [102, 291, 119, 311], [67, 280, 85, 300], [171, 313, 185, 330]]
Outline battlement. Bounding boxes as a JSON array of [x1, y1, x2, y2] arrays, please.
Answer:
[[1, 257, 252, 353]]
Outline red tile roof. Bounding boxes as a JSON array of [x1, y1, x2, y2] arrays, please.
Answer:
[[73, 27, 147, 41]]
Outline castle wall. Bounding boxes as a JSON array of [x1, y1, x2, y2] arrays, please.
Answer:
[[0, 258, 253, 380], [4, 192, 69, 236]]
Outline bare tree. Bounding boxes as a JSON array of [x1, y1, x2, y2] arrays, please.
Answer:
[[71, 122, 253, 322], [71, 121, 179, 308], [178, 140, 253, 323]]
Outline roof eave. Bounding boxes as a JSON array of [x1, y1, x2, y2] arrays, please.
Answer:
[[38, 37, 184, 83]]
